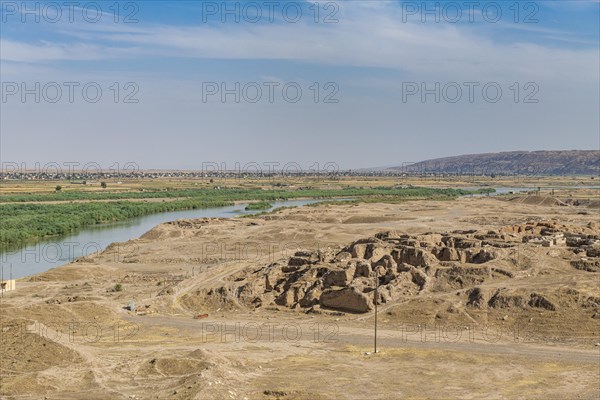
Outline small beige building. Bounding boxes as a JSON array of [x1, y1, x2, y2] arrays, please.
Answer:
[[0, 280, 15, 292]]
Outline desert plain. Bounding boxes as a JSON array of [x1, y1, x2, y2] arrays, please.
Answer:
[[0, 188, 599, 399]]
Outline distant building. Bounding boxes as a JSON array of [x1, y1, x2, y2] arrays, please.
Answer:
[[0, 280, 15, 292]]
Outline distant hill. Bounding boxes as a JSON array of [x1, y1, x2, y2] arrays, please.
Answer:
[[386, 150, 600, 176]]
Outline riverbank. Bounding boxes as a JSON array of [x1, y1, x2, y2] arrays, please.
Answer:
[[0, 187, 485, 250]]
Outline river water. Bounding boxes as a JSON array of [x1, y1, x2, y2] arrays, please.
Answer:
[[0, 199, 324, 279]]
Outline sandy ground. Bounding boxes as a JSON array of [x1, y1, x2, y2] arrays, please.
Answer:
[[1, 196, 599, 399]]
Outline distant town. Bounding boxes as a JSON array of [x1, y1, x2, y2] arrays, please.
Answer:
[[0, 169, 552, 181]]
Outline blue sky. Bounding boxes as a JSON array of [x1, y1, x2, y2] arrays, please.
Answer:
[[1, 0, 599, 169]]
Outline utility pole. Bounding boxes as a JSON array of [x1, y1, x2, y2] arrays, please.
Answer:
[[374, 268, 379, 354]]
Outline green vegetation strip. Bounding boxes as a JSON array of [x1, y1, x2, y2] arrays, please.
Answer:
[[0, 198, 232, 250], [0, 187, 494, 249], [0, 186, 492, 203], [245, 201, 272, 211]]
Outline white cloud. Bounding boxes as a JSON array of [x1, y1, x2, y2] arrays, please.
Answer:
[[0, 38, 142, 62], [1, 1, 597, 85]]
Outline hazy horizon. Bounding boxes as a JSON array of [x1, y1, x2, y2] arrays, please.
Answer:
[[1, 148, 598, 173]]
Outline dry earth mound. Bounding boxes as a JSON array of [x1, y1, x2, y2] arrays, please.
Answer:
[[181, 221, 599, 315]]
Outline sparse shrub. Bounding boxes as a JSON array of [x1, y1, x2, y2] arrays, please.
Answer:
[[245, 201, 272, 211]]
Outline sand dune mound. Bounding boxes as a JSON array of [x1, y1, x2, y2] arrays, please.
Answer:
[[0, 318, 85, 396], [130, 348, 240, 399], [30, 264, 119, 282], [137, 356, 212, 377], [563, 198, 600, 209], [506, 195, 600, 209], [139, 218, 238, 240], [507, 195, 566, 207]]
